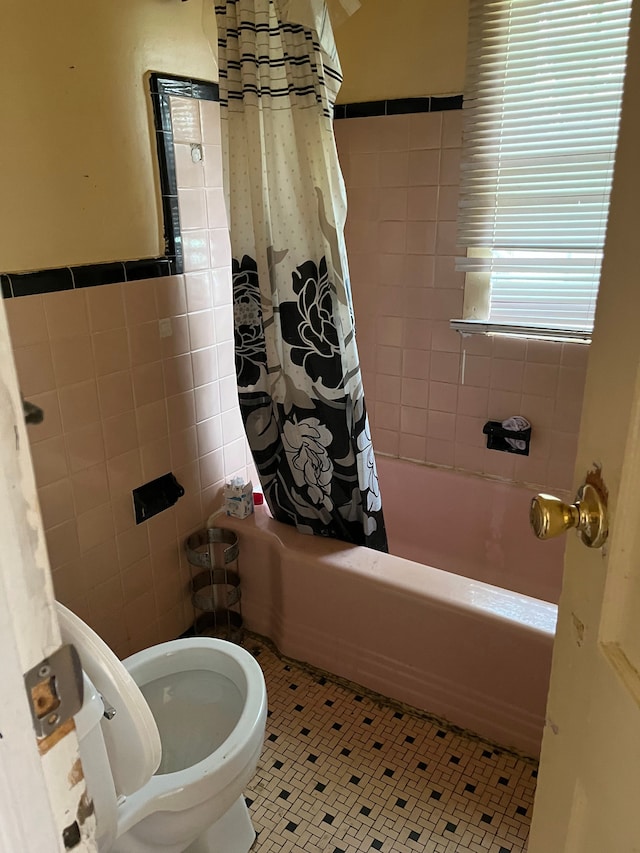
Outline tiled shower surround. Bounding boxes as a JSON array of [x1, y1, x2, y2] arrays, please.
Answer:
[[335, 109, 589, 496], [6, 97, 254, 658]]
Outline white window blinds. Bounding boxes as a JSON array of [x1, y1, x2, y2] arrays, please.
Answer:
[[455, 0, 632, 340]]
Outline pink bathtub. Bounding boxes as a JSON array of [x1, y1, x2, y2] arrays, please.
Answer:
[[216, 458, 560, 757], [377, 456, 565, 604]]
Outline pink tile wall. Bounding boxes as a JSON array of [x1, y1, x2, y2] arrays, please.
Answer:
[[6, 97, 253, 658], [335, 111, 589, 496]]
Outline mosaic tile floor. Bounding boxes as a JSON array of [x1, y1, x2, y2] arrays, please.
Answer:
[[244, 639, 537, 853]]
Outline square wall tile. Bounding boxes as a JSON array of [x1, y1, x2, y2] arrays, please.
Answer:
[[121, 556, 154, 602], [211, 267, 232, 306], [399, 433, 426, 462], [136, 400, 169, 446], [141, 436, 172, 481], [128, 322, 162, 366], [196, 417, 223, 457], [223, 438, 248, 478], [51, 336, 95, 387], [179, 188, 209, 231], [86, 283, 126, 332], [132, 362, 165, 408], [194, 382, 221, 423], [203, 144, 224, 189], [107, 449, 143, 497], [71, 464, 110, 514], [375, 401, 401, 431], [185, 271, 213, 312], [200, 448, 225, 490], [44, 289, 89, 340], [77, 503, 116, 554], [213, 305, 234, 342], [5, 294, 49, 345], [161, 315, 190, 357], [93, 328, 130, 376], [378, 151, 409, 188], [170, 96, 201, 144], [155, 275, 187, 318], [400, 406, 427, 436], [117, 524, 150, 570], [188, 310, 215, 351], [98, 371, 135, 418], [409, 112, 443, 149], [46, 519, 80, 569], [66, 424, 106, 473], [175, 142, 205, 188], [192, 347, 218, 387], [124, 279, 158, 326], [209, 228, 232, 269], [59, 380, 101, 431], [200, 99, 222, 146], [167, 390, 196, 433], [206, 188, 228, 229], [171, 425, 199, 469], [38, 478, 75, 530], [163, 354, 194, 397], [183, 230, 210, 272], [440, 147, 462, 185], [103, 411, 139, 459], [13, 343, 55, 396]]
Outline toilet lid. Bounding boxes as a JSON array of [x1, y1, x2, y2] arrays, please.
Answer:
[[56, 602, 161, 797]]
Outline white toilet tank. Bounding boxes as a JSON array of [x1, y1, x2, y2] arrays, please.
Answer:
[[75, 675, 118, 851]]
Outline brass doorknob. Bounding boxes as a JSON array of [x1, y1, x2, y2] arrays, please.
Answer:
[[530, 483, 608, 548]]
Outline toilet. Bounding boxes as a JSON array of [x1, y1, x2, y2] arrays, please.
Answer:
[[56, 602, 267, 853]]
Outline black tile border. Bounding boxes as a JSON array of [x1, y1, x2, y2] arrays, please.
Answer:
[[334, 94, 463, 119], [10, 268, 73, 298], [71, 262, 127, 289], [2, 74, 218, 299]]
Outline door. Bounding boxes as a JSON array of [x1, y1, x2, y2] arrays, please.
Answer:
[[528, 1, 640, 850], [0, 296, 97, 848]]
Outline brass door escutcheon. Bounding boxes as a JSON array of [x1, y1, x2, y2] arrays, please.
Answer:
[[530, 482, 608, 548]]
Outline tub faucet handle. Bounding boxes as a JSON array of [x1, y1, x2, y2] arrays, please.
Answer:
[[530, 482, 608, 549]]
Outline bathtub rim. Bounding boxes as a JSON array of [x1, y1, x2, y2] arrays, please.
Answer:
[[210, 506, 558, 639]]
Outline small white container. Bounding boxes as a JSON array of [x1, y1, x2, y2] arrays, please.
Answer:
[[224, 478, 254, 518]]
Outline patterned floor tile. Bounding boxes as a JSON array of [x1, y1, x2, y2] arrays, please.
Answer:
[[245, 638, 536, 853]]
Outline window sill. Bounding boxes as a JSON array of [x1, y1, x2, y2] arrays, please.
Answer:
[[449, 319, 591, 344]]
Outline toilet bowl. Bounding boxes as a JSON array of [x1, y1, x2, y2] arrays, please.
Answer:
[[56, 602, 267, 853]]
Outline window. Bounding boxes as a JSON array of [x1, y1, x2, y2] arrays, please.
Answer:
[[453, 0, 632, 342]]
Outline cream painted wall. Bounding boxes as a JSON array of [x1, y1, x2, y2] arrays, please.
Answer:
[[1, 1, 467, 272], [1, 0, 217, 273], [334, 0, 468, 104]]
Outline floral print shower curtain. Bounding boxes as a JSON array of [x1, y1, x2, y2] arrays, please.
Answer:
[[216, 0, 387, 551]]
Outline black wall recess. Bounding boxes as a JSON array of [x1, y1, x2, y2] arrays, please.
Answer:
[[133, 472, 185, 524]]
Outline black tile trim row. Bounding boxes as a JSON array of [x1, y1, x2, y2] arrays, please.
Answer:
[[3, 258, 173, 298], [334, 94, 463, 120], [2, 74, 219, 299]]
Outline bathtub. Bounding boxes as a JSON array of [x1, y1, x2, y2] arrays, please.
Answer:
[[376, 456, 565, 604], [215, 458, 560, 757]]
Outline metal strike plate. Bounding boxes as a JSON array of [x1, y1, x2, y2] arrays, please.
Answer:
[[24, 644, 83, 739]]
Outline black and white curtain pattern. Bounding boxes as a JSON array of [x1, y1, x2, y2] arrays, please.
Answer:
[[216, 0, 387, 551]]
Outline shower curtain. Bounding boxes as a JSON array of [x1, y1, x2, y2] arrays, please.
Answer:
[[216, 0, 387, 551]]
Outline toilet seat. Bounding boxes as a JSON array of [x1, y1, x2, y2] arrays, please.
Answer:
[[56, 602, 161, 796]]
